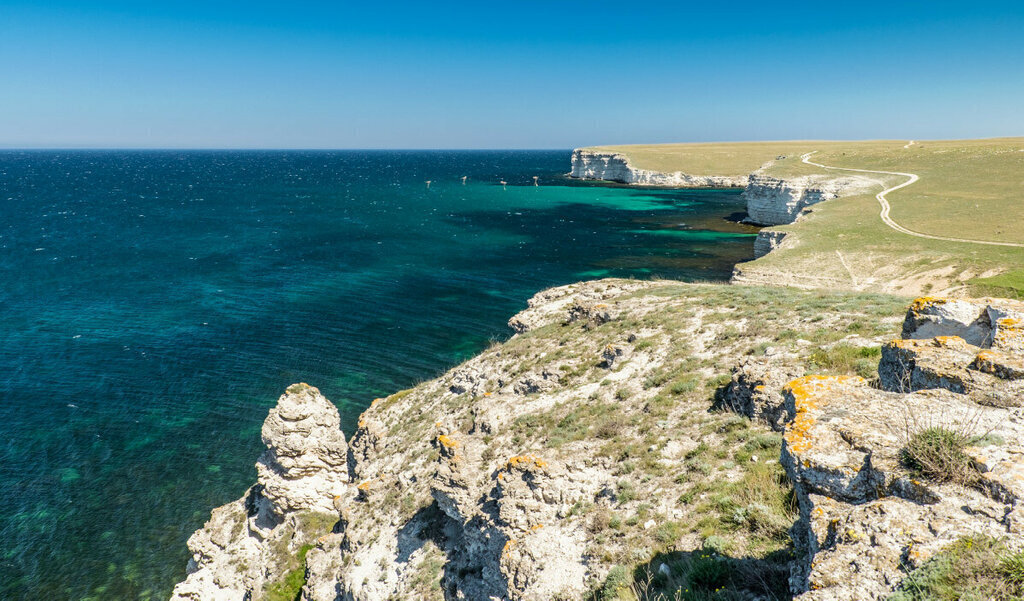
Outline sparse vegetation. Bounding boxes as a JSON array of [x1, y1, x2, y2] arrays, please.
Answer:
[[264, 544, 312, 601], [888, 536, 1024, 601], [807, 344, 881, 379]]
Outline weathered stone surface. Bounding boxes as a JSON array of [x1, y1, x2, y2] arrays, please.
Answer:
[[743, 174, 876, 226], [753, 230, 788, 258], [173, 283, 1022, 601], [780, 358, 1024, 599], [901, 296, 1024, 348], [880, 303, 1024, 408], [718, 357, 804, 430], [171, 385, 349, 601], [878, 335, 985, 393], [569, 149, 747, 187], [258, 383, 350, 516]]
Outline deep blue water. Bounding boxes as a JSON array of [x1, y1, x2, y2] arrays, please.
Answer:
[[0, 150, 758, 600]]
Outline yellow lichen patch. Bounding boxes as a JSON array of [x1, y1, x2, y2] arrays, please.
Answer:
[[888, 338, 914, 350], [506, 454, 549, 471], [754, 385, 765, 392], [502, 538, 518, 557], [371, 397, 384, 407], [932, 335, 966, 347], [594, 304, 609, 310], [530, 524, 544, 532], [357, 478, 377, 491], [483, 392, 493, 397], [437, 434, 459, 450], [783, 375, 864, 454], [909, 296, 947, 313], [994, 318, 1024, 347], [358, 418, 367, 429]]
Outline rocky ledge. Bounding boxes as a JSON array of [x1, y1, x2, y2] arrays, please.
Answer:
[[172, 282, 1022, 601]]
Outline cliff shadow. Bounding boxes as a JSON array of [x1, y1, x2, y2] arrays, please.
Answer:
[[593, 547, 793, 601]]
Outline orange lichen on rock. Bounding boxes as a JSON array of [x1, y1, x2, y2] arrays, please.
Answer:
[[933, 335, 967, 347], [783, 375, 864, 454], [502, 538, 518, 557], [529, 524, 544, 532], [994, 318, 1024, 347], [908, 296, 947, 313], [437, 434, 459, 450], [506, 454, 548, 471]]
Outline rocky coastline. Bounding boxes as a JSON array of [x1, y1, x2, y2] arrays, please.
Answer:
[[172, 279, 1023, 600], [171, 151, 1023, 600]]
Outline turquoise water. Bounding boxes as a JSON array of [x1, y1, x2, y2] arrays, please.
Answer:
[[0, 150, 758, 599]]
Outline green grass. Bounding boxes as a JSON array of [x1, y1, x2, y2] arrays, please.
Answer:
[[970, 268, 1024, 299], [265, 544, 313, 601], [599, 138, 1024, 297], [807, 344, 881, 379], [888, 536, 1024, 601], [585, 140, 857, 177]]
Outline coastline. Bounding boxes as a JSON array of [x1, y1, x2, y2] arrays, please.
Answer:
[[171, 142, 1024, 601]]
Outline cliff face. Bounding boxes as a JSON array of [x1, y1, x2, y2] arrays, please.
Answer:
[[569, 149, 748, 187], [570, 149, 876, 231], [742, 174, 876, 226], [172, 281, 1024, 600]]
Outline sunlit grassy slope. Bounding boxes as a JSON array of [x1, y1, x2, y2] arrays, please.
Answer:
[[588, 138, 1024, 297]]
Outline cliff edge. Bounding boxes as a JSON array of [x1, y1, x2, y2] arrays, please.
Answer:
[[171, 281, 1023, 600]]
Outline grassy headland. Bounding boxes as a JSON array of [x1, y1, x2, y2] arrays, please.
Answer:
[[586, 138, 1024, 297]]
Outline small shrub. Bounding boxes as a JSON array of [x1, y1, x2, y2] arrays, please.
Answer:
[[901, 426, 975, 485], [616, 481, 637, 504], [597, 565, 632, 601]]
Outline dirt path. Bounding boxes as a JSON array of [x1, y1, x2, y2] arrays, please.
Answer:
[[800, 151, 1024, 248]]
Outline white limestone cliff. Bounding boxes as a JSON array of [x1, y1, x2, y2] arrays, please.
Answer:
[[569, 149, 748, 187], [742, 174, 877, 226], [569, 148, 877, 228]]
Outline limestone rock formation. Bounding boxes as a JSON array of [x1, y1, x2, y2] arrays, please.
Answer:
[[742, 174, 876, 226], [173, 285, 1021, 601], [753, 230, 787, 259], [778, 297, 1024, 600], [569, 149, 747, 187], [170, 384, 348, 601], [258, 383, 350, 516]]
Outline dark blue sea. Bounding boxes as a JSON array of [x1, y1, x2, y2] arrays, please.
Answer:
[[0, 150, 758, 600]]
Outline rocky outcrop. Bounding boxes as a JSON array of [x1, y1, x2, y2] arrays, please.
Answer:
[[170, 384, 348, 601], [173, 284, 1021, 601], [742, 174, 877, 226], [777, 298, 1024, 601], [569, 149, 747, 187], [753, 230, 788, 259]]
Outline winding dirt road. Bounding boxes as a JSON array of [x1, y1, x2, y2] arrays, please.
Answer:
[[800, 150, 1024, 248]]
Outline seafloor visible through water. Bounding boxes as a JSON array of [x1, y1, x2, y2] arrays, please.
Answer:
[[0, 150, 759, 599]]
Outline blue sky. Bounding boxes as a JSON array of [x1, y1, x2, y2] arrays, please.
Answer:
[[1, 1, 1022, 148]]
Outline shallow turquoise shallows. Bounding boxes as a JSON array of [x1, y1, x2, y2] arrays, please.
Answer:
[[0, 150, 758, 600]]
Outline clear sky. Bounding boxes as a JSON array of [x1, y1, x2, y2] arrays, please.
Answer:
[[1, 1, 1022, 148]]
